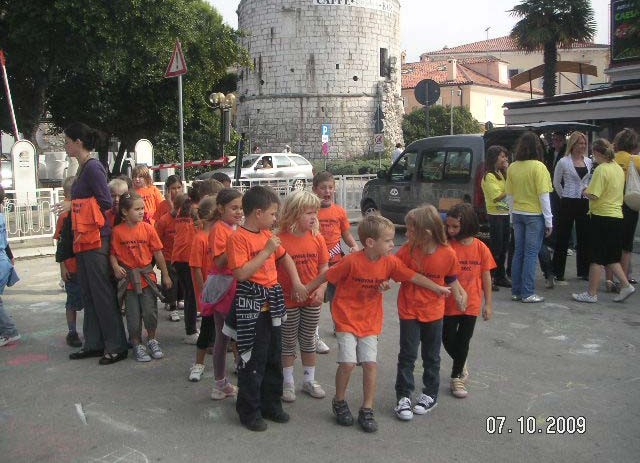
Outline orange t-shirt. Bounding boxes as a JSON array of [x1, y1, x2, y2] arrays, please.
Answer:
[[135, 185, 164, 225], [227, 227, 285, 287], [154, 199, 172, 222], [326, 251, 416, 337], [318, 203, 350, 264], [190, 229, 212, 311], [155, 212, 176, 262], [54, 212, 77, 273], [172, 216, 196, 263], [209, 220, 235, 268], [110, 221, 163, 289], [445, 238, 496, 317], [277, 231, 329, 308], [397, 244, 460, 322]]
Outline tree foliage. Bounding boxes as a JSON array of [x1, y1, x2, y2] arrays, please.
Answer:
[[402, 105, 483, 145], [509, 0, 596, 98], [0, 0, 248, 169]]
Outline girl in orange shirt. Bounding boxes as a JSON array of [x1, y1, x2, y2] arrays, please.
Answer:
[[394, 205, 466, 422], [132, 165, 164, 225], [444, 203, 495, 399], [276, 191, 330, 402], [110, 192, 172, 362], [154, 175, 183, 223]]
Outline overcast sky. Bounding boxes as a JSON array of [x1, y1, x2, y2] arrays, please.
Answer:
[[207, 0, 611, 61]]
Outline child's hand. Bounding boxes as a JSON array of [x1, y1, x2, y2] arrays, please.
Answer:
[[482, 304, 492, 321], [349, 244, 360, 253], [379, 280, 391, 292], [455, 292, 467, 312], [60, 263, 71, 282], [265, 235, 281, 254], [113, 265, 126, 280], [163, 275, 173, 289], [437, 285, 452, 297], [292, 282, 308, 303], [308, 287, 325, 307]]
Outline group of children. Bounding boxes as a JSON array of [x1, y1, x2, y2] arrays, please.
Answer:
[[53, 166, 495, 434]]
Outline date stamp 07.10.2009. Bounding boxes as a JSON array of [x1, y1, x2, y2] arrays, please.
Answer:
[[485, 416, 587, 435]]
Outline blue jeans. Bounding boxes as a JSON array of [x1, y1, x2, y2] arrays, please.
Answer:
[[0, 296, 18, 337], [511, 213, 545, 298], [395, 318, 442, 401]]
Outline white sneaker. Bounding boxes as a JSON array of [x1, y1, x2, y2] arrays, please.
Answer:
[[282, 382, 296, 402], [566, 248, 574, 256], [572, 291, 597, 303], [189, 363, 205, 382], [554, 278, 569, 286], [315, 333, 330, 354], [0, 333, 20, 347], [613, 284, 635, 302], [394, 397, 413, 421], [521, 294, 545, 303], [183, 332, 199, 345], [413, 394, 437, 415], [147, 339, 164, 359], [302, 380, 325, 399], [133, 344, 151, 362], [169, 310, 181, 322], [450, 377, 468, 398], [461, 363, 469, 382], [211, 381, 238, 400]]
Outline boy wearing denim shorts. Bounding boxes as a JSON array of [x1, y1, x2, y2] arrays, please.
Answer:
[[306, 215, 450, 433]]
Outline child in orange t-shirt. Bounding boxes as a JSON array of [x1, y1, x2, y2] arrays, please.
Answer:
[[153, 174, 183, 223], [106, 178, 128, 228], [393, 204, 467, 422], [223, 186, 307, 432], [444, 203, 495, 399], [110, 192, 172, 362], [276, 191, 329, 403], [54, 176, 83, 347], [306, 215, 450, 433], [312, 171, 360, 354], [132, 165, 164, 225]]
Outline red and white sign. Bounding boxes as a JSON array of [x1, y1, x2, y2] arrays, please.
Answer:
[[148, 157, 231, 170], [164, 40, 187, 78]]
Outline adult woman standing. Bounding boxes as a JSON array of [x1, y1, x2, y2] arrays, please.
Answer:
[[505, 132, 553, 303], [573, 139, 635, 303], [481, 145, 511, 289], [552, 132, 592, 283], [60, 122, 128, 364]]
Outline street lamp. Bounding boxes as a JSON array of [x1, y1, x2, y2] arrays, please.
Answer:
[[208, 92, 236, 158]]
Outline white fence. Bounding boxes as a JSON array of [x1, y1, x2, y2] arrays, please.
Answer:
[[2, 175, 375, 243]]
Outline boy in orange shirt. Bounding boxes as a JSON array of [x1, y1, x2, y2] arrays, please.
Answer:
[[223, 186, 307, 432], [305, 215, 450, 433]]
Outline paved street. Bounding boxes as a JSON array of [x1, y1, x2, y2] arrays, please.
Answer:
[[1, 242, 639, 463]]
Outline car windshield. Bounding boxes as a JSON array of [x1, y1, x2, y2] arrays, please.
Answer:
[[240, 155, 260, 168]]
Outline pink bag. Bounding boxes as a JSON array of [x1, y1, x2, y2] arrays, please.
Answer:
[[200, 266, 237, 317]]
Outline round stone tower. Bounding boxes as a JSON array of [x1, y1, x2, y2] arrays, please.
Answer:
[[235, 0, 403, 159]]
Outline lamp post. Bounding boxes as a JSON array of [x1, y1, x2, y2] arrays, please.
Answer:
[[208, 92, 236, 159]]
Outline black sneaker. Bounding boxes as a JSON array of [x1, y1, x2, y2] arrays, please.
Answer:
[[332, 398, 354, 426], [357, 408, 378, 433], [262, 408, 290, 423], [66, 332, 82, 348], [243, 418, 268, 432]]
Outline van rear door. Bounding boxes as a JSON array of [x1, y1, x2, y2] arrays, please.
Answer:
[[379, 150, 419, 224]]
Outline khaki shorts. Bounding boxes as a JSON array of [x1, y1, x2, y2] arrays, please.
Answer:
[[336, 332, 378, 364]]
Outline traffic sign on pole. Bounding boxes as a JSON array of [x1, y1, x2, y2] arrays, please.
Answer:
[[165, 40, 187, 78], [373, 133, 384, 153]]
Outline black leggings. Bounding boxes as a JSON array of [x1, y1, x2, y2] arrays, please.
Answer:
[[442, 315, 477, 378], [173, 261, 198, 335]]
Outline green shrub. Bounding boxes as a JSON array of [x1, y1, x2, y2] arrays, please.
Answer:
[[312, 158, 391, 176]]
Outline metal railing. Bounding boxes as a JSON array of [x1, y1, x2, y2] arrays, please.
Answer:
[[1, 188, 61, 242]]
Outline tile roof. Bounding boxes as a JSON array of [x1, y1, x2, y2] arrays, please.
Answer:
[[422, 35, 609, 57]]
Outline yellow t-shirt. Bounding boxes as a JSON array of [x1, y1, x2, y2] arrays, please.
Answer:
[[505, 160, 553, 214], [586, 161, 624, 218], [481, 172, 509, 215], [614, 151, 640, 177]]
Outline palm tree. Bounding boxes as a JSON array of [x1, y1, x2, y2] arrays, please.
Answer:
[[509, 0, 596, 98]]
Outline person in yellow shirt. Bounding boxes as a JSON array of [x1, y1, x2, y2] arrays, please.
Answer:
[[572, 138, 635, 303], [505, 132, 553, 303]]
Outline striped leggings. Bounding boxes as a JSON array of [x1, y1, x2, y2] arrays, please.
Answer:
[[281, 306, 321, 356]]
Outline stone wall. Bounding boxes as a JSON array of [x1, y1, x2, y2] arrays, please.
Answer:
[[236, 0, 403, 159]]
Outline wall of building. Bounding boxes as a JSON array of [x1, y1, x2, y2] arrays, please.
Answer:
[[236, 0, 403, 158]]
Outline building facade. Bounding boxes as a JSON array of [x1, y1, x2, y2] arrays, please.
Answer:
[[235, 0, 403, 158]]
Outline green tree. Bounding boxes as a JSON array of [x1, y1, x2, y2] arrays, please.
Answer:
[[402, 105, 482, 145], [509, 0, 596, 98]]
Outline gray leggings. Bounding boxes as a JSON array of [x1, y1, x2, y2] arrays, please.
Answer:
[[281, 306, 321, 355]]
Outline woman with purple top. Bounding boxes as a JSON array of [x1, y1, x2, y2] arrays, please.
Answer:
[[58, 122, 128, 364]]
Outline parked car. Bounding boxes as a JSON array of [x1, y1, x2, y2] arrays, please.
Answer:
[[360, 122, 601, 225], [197, 152, 314, 191]]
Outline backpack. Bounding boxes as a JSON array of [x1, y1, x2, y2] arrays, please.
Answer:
[[624, 156, 640, 212]]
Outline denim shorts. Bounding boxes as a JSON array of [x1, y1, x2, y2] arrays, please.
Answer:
[[65, 275, 83, 311], [336, 332, 377, 363]]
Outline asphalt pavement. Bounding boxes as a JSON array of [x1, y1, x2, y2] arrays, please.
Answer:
[[1, 240, 639, 463]]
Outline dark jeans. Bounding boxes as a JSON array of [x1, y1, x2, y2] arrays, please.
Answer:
[[236, 312, 284, 425], [442, 315, 477, 378], [173, 261, 197, 335], [488, 214, 510, 279], [552, 198, 590, 279], [395, 318, 442, 401]]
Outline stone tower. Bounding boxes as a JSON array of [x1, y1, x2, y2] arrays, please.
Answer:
[[235, 0, 403, 159]]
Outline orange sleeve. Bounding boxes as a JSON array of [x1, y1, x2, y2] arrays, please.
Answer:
[[189, 233, 207, 268], [226, 233, 248, 270], [145, 222, 163, 253], [54, 213, 66, 240], [480, 240, 497, 272], [337, 206, 350, 233], [317, 234, 329, 266], [389, 255, 417, 282]]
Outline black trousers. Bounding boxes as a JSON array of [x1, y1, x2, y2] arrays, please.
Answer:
[[442, 315, 477, 378], [552, 198, 590, 279], [173, 261, 198, 335], [488, 215, 510, 279], [236, 312, 284, 425], [161, 262, 180, 308]]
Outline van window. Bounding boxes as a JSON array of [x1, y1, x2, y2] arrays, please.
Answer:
[[273, 155, 291, 168], [420, 149, 472, 183], [389, 151, 418, 181]]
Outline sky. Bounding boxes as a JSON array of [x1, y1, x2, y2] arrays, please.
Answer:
[[207, 0, 612, 62]]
